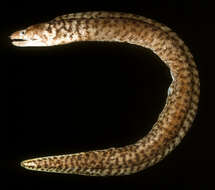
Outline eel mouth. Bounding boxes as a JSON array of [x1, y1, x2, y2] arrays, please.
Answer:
[[10, 36, 38, 47], [10, 31, 27, 46], [11, 39, 39, 47], [10, 38, 29, 46], [10, 31, 44, 47]]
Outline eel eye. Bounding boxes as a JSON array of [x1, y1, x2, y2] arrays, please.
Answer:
[[20, 30, 25, 36]]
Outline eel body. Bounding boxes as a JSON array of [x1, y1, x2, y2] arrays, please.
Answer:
[[10, 11, 200, 176]]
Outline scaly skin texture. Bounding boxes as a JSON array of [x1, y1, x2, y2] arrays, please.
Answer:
[[11, 11, 200, 176]]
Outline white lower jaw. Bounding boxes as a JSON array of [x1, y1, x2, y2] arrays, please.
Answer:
[[12, 40, 46, 47]]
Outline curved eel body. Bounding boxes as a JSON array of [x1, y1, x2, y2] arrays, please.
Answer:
[[10, 11, 200, 176]]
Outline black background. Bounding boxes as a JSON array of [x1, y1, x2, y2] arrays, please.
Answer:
[[3, 0, 212, 189]]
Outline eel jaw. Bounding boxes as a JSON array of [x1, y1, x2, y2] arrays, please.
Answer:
[[10, 31, 46, 47], [10, 39, 45, 47]]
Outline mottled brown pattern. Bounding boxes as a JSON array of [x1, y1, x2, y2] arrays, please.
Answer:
[[11, 11, 200, 176]]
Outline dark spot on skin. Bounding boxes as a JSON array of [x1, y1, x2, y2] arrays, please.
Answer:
[[135, 154, 140, 163], [44, 161, 48, 169], [77, 155, 82, 160], [47, 25, 52, 33]]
